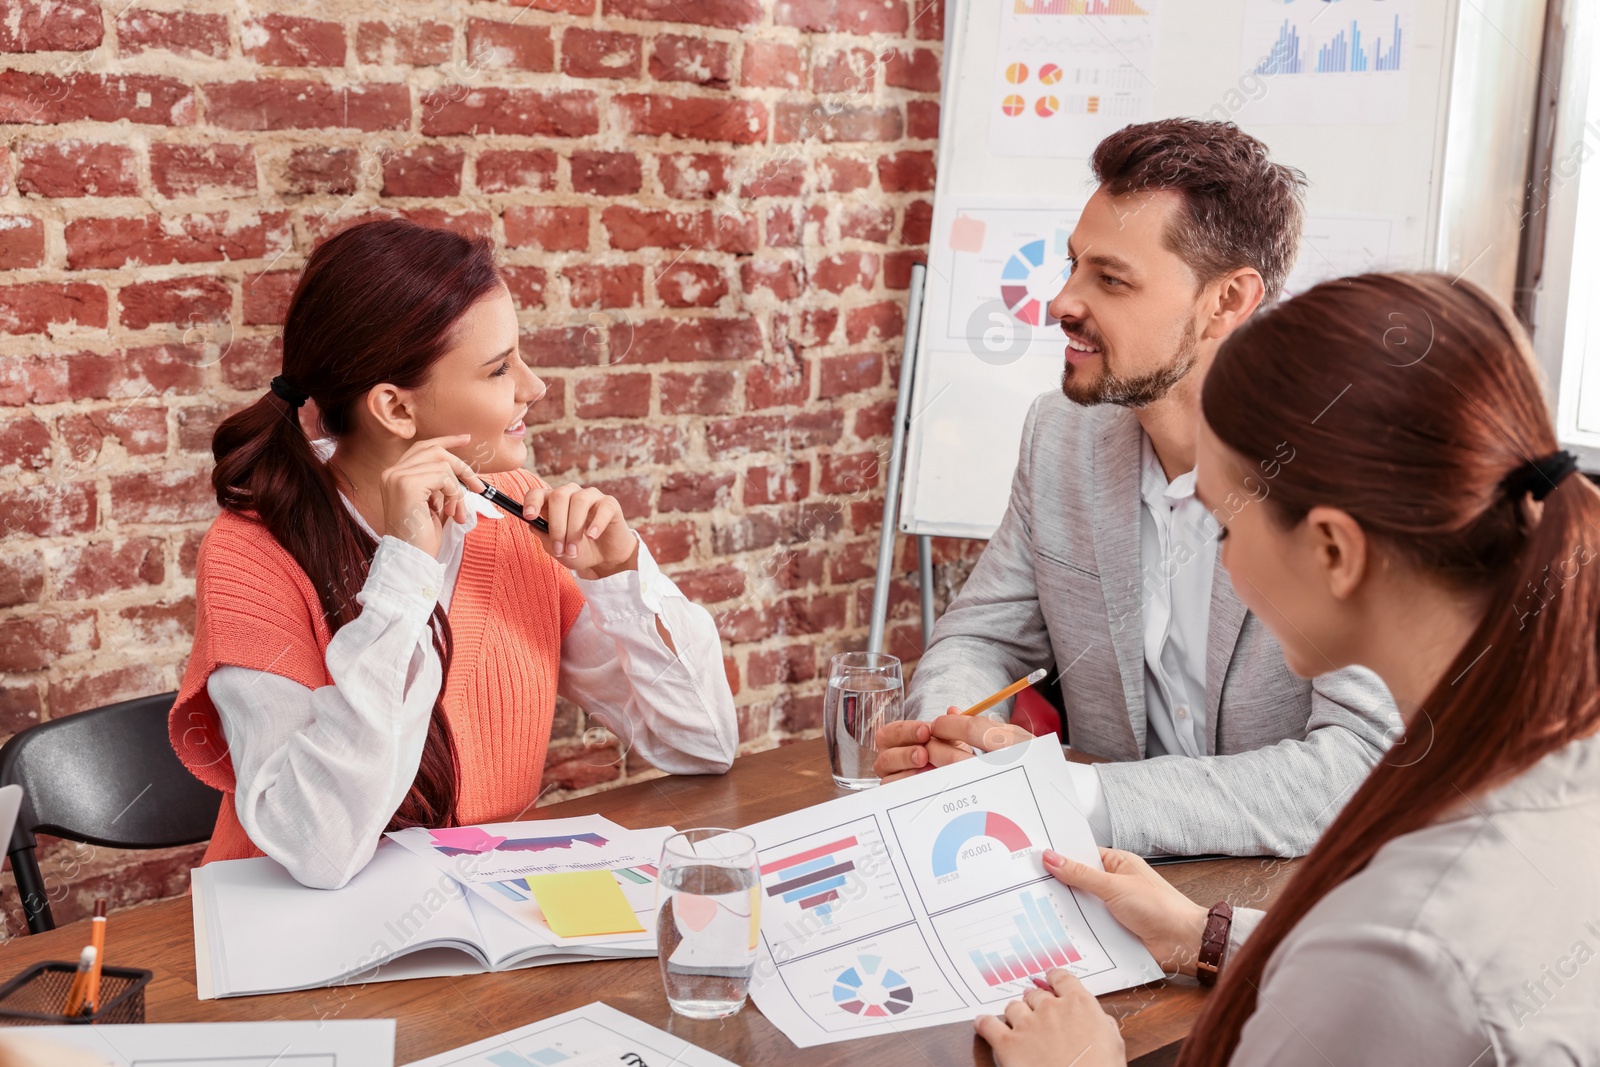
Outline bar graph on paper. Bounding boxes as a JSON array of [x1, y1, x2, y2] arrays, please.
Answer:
[[485, 1049, 574, 1067], [1237, 0, 1414, 125], [1255, 13, 1403, 74], [756, 816, 916, 959], [967, 888, 1081, 985], [1012, 0, 1149, 14], [933, 883, 1118, 1001], [404, 1003, 741, 1067]]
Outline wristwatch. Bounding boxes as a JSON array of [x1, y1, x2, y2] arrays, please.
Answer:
[[1196, 901, 1233, 987]]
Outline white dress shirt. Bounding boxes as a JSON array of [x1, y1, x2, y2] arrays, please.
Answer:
[[1061, 431, 1218, 845], [206, 441, 738, 890], [1136, 431, 1216, 758]]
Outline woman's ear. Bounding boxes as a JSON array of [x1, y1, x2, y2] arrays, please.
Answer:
[[1304, 505, 1368, 601], [363, 382, 419, 441]]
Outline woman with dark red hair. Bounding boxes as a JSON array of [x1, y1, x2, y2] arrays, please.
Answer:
[[169, 219, 736, 889], [977, 273, 1600, 1064]]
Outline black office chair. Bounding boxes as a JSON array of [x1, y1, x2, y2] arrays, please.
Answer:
[[0, 691, 223, 933]]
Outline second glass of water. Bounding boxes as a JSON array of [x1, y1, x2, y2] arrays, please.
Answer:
[[824, 652, 904, 789], [657, 828, 760, 1019]]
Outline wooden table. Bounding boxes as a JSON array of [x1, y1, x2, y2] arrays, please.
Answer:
[[0, 740, 1297, 1065]]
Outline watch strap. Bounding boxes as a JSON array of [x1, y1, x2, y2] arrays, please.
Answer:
[[1196, 900, 1234, 987]]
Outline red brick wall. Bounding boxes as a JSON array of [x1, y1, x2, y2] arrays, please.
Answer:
[[0, 0, 981, 930]]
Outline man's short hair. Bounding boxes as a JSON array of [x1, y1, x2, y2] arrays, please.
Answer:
[[1091, 119, 1307, 306]]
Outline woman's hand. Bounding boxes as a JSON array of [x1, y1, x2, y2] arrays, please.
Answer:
[[975, 969, 1126, 1067], [1044, 848, 1209, 976], [380, 434, 488, 558], [522, 481, 639, 579]]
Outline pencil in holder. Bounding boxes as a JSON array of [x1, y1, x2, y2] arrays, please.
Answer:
[[0, 962, 151, 1025]]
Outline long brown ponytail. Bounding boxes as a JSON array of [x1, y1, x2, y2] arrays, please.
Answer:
[[211, 218, 506, 830], [1184, 272, 1600, 1064]]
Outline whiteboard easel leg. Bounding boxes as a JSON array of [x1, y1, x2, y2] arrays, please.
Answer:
[[918, 535, 935, 649], [867, 264, 928, 655]]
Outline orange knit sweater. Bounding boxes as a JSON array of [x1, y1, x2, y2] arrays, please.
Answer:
[[169, 468, 585, 865]]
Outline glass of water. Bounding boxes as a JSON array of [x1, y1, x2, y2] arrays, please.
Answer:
[[656, 828, 761, 1019], [824, 652, 904, 789]]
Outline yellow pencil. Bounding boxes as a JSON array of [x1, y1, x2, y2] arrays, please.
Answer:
[[959, 668, 1048, 716], [83, 899, 106, 1014], [61, 945, 94, 1017]]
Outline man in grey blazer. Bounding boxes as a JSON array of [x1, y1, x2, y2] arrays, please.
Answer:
[[877, 119, 1395, 858]]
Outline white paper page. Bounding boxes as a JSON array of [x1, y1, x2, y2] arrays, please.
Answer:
[[197, 839, 486, 998], [401, 1002, 737, 1067], [389, 818, 671, 949], [1233, 0, 1415, 125], [743, 738, 1163, 1047], [13, 1020, 394, 1066], [191, 867, 214, 1001], [988, 0, 1163, 159], [460, 883, 656, 966]]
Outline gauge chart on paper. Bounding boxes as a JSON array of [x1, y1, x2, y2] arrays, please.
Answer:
[[757, 816, 914, 959], [990, 0, 1160, 157], [887, 767, 1054, 916], [932, 883, 1116, 1002]]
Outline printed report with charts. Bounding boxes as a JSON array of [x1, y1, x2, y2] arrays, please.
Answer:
[[191, 815, 671, 998], [740, 738, 1163, 1047]]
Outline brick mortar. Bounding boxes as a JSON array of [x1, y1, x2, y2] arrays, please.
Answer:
[[0, 0, 969, 925]]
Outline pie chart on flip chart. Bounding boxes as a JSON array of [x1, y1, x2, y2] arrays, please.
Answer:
[[832, 955, 915, 1017], [1005, 62, 1029, 83], [1034, 95, 1059, 117], [998, 239, 1058, 327], [1001, 94, 1027, 116], [931, 811, 1033, 877]]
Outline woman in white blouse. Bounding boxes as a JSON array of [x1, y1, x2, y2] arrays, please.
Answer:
[[172, 218, 737, 890], [974, 274, 1600, 1065]]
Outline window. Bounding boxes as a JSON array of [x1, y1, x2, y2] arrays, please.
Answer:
[[1533, 2, 1600, 467]]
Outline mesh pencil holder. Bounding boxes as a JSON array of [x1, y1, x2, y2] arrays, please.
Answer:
[[0, 962, 151, 1025]]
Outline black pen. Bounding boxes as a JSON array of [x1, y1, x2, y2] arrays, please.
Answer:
[[476, 483, 550, 533]]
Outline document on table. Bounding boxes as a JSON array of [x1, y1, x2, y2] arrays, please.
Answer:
[[401, 1001, 737, 1067], [193, 828, 662, 999], [742, 737, 1163, 1047], [388, 815, 672, 946], [7, 1020, 393, 1065]]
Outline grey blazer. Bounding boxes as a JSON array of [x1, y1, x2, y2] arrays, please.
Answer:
[[906, 391, 1396, 857]]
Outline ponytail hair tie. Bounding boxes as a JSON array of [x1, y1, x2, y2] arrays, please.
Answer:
[[1506, 449, 1580, 501], [270, 375, 309, 409]]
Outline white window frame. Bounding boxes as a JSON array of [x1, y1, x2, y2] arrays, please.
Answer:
[[1533, 0, 1600, 469]]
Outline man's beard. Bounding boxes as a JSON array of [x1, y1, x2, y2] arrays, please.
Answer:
[[1060, 318, 1199, 408]]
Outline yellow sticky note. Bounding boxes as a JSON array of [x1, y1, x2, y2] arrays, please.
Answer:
[[524, 870, 645, 937]]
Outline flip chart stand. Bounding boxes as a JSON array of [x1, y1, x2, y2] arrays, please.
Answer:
[[867, 263, 937, 655]]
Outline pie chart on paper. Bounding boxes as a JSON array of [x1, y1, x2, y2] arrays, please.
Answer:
[[832, 954, 915, 1017], [998, 239, 1061, 327], [1001, 94, 1027, 117]]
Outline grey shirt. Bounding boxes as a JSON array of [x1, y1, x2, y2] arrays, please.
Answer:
[[1225, 731, 1600, 1064], [908, 392, 1396, 856]]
